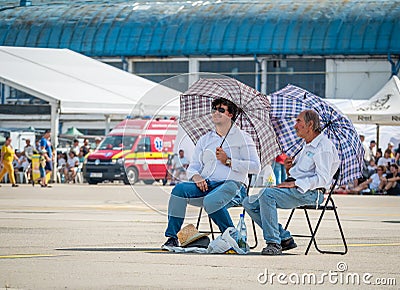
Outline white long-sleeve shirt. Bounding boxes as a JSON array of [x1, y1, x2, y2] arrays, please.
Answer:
[[290, 133, 340, 193], [186, 126, 261, 186]]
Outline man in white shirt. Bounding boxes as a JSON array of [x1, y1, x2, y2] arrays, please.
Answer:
[[23, 139, 34, 162], [170, 149, 189, 184], [243, 110, 340, 255], [162, 98, 261, 248]]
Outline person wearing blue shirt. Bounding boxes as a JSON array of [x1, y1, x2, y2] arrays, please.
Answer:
[[39, 129, 53, 187], [162, 98, 261, 249]]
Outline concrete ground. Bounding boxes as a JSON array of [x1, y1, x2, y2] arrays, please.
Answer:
[[0, 183, 399, 289]]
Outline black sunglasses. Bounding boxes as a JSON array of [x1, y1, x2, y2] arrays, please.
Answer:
[[212, 107, 227, 114]]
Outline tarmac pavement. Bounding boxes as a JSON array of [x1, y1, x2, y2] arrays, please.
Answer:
[[0, 183, 399, 289]]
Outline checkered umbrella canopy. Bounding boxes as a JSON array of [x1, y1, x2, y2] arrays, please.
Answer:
[[270, 84, 364, 185], [180, 78, 280, 168]]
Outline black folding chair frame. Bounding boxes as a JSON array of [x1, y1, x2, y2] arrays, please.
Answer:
[[284, 169, 348, 255], [195, 175, 259, 249]]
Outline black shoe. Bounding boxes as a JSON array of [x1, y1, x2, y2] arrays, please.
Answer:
[[261, 243, 282, 255], [12, 184, 19, 187], [281, 237, 297, 251], [161, 237, 179, 250]]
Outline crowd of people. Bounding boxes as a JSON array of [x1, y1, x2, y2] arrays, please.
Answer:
[[335, 135, 400, 195], [0, 131, 102, 187]]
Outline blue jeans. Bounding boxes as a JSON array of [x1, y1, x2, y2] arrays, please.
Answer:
[[272, 161, 287, 185], [165, 180, 246, 238], [242, 187, 324, 244]]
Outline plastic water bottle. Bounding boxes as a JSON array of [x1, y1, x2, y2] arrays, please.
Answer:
[[236, 213, 247, 250]]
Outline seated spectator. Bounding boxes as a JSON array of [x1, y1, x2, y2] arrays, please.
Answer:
[[395, 143, 400, 165], [344, 165, 386, 194], [57, 153, 67, 183], [17, 153, 30, 173], [81, 139, 90, 156], [12, 150, 22, 171], [379, 164, 400, 195], [170, 149, 189, 185], [78, 148, 85, 163], [57, 153, 67, 168], [64, 151, 79, 183], [367, 159, 377, 177], [386, 142, 395, 158], [24, 139, 34, 162], [377, 149, 393, 171], [375, 148, 383, 165]]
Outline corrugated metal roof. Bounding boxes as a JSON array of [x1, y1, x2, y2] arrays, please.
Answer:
[[0, 0, 399, 57]]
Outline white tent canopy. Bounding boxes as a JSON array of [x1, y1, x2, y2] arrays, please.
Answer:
[[0, 46, 173, 115], [326, 76, 400, 148], [339, 75, 400, 126], [0, 46, 180, 180]]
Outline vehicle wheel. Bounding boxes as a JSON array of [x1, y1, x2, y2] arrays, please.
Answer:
[[124, 167, 138, 185], [87, 178, 98, 185], [143, 180, 155, 185]]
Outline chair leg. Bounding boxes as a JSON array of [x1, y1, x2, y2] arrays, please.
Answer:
[[284, 208, 296, 230], [196, 207, 203, 229], [312, 198, 348, 255], [285, 200, 348, 255], [249, 219, 258, 249], [303, 208, 319, 255], [304, 197, 347, 255], [208, 216, 215, 240], [241, 208, 258, 249]]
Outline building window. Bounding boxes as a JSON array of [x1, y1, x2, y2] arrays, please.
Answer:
[[199, 61, 256, 88], [266, 59, 325, 97], [133, 61, 188, 83]]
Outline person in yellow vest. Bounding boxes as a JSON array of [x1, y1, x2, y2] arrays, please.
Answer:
[[0, 137, 20, 187]]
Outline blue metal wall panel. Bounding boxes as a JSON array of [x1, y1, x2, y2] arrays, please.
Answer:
[[0, 0, 399, 57]]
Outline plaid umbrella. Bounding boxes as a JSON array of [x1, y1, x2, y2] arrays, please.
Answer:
[[180, 78, 280, 168], [270, 84, 364, 185]]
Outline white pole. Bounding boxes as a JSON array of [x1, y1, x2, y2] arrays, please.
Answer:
[[105, 114, 111, 135], [50, 102, 60, 183], [188, 58, 200, 87]]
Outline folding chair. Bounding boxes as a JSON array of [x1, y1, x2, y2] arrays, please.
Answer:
[[195, 174, 259, 249], [284, 169, 348, 255]]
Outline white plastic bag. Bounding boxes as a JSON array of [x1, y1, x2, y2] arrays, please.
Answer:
[[207, 227, 249, 255]]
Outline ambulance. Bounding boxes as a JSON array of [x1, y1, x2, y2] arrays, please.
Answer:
[[83, 118, 178, 185]]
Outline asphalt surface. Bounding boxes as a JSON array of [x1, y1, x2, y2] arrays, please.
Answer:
[[0, 183, 399, 289]]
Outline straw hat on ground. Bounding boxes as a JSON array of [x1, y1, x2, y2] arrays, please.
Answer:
[[177, 224, 209, 247]]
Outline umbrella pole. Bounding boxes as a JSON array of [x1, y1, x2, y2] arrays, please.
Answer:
[[376, 124, 380, 148], [219, 112, 241, 147]]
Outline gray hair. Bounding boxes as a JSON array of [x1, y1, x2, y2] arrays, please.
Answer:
[[303, 110, 322, 132]]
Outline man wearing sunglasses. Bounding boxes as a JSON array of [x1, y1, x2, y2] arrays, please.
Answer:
[[162, 97, 261, 249]]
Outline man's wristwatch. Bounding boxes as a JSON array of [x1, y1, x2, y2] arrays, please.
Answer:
[[225, 158, 232, 167]]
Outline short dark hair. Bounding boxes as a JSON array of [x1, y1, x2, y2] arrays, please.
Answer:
[[44, 129, 51, 134], [370, 140, 376, 144], [211, 98, 239, 120], [390, 163, 398, 170]]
